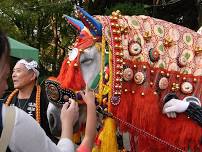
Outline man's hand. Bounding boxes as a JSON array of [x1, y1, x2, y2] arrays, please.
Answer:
[[60, 99, 79, 127], [163, 99, 190, 114], [60, 99, 79, 139], [80, 86, 95, 106], [165, 112, 177, 118]]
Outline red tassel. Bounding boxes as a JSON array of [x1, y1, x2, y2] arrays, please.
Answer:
[[158, 114, 202, 151], [118, 93, 133, 131], [57, 58, 69, 82], [57, 55, 85, 91], [131, 87, 160, 151], [111, 82, 133, 132]]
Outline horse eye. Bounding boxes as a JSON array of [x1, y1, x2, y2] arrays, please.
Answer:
[[81, 58, 93, 65]]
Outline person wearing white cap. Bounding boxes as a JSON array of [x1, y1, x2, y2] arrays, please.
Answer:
[[4, 58, 57, 142]]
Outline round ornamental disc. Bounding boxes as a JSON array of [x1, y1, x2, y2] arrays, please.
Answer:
[[158, 77, 169, 90], [45, 80, 62, 104], [183, 33, 193, 46], [149, 48, 160, 62], [69, 48, 78, 61], [154, 25, 164, 37], [111, 95, 120, 105], [178, 56, 188, 67], [134, 72, 145, 85], [129, 42, 142, 56], [123, 68, 134, 81], [178, 49, 194, 67], [169, 28, 180, 41], [181, 82, 193, 94]]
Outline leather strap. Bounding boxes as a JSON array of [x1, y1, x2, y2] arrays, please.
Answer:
[[0, 106, 16, 152]]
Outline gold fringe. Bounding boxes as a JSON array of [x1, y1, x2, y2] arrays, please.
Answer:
[[94, 35, 118, 152], [108, 47, 113, 112], [97, 36, 106, 104], [99, 117, 118, 152]]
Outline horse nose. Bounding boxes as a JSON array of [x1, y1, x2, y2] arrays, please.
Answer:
[[49, 113, 56, 130]]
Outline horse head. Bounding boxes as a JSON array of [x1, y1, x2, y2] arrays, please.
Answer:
[[45, 6, 102, 137]]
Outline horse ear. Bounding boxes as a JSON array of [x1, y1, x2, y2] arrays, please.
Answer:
[[63, 14, 96, 50], [63, 15, 85, 32], [76, 6, 102, 37]]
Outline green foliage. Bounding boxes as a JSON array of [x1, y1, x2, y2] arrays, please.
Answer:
[[0, 0, 76, 90], [105, 3, 148, 16]]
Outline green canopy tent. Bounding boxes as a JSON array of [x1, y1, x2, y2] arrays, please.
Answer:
[[8, 37, 39, 62]]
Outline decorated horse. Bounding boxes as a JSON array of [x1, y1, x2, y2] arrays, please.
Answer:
[[45, 6, 202, 152]]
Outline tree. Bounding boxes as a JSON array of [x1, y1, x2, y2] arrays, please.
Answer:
[[0, 0, 75, 78], [81, 0, 200, 31]]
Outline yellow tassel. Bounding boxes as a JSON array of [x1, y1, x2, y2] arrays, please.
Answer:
[[97, 36, 106, 104], [99, 117, 118, 152], [108, 48, 113, 111], [92, 146, 100, 152]]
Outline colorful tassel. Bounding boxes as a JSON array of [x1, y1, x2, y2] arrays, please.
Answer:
[[99, 117, 118, 152], [57, 54, 85, 91], [72, 132, 81, 144]]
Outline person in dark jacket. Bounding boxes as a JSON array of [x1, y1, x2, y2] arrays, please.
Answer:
[[163, 96, 202, 127], [4, 58, 58, 142]]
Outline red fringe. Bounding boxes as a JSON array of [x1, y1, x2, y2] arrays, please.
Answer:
[[116, 86, 201, 151], [110, 62, 201, 151], [113, 85, 202, 151], [158, 114, 202, 151], [131, 87, 160, 151], [131, 87, 160, 133], [111, 82, 133, 132], [57, 57, 85, 91], [117, 93, 133, 131]]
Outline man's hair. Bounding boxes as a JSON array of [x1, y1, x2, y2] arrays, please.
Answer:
[[0, 30, 10, 61]]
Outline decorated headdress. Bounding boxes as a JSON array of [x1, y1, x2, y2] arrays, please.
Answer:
[[45, 10, 103, 144], [76, 6, 102, 38], [57, 6, 103, 89], [46, 7, 102, 105], [63, 15, 96, 50]]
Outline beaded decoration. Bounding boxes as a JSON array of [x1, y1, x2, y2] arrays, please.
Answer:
[[45, 78, 77, 105], [5, 85, 41, 123]]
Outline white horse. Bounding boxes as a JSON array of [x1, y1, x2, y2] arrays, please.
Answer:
[[46, 6, 202, 151]]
